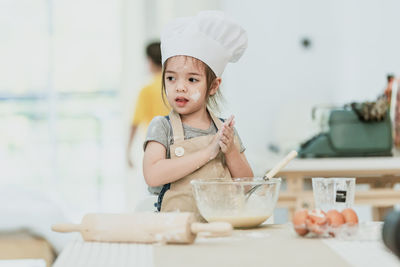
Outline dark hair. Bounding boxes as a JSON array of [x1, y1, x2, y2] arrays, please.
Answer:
[[146, 42, 162, 67], [161, 56, 222, 112], [387, 74, 395, 82]]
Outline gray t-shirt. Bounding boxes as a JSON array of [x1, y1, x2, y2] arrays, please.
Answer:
[[144, 115, 246, 194]]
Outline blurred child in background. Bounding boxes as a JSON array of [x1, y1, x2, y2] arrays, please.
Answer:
[[127, 42, 170, 168]]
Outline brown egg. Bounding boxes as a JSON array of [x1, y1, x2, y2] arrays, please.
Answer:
[[292, 209, 309, 236], [326, 209, 345, 227], [307, 209, 328, 235], [341, 208, 359, 225]]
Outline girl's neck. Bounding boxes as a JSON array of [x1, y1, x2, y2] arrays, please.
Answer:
[[180, 107, 211, 130]]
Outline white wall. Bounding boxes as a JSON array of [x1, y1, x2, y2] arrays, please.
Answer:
[[221, 0, 400, 174], [143, 0, 222, 41], [122, 0, 400, 206]]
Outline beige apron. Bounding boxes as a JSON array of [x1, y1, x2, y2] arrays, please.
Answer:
[[161, 109, 240, 220]]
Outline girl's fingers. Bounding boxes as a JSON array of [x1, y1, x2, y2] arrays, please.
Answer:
[[221, 132, 233, 142], [225, 116, 233, 126], [219, 116, 236, 154], [228, 116, 235, 127], [223, 124, 234, 133], [221, 135, 229, 144], [220, 136, 233, 151], [220, 135, 226, 144], [221, 128, 234, 139], [222, 115, 234, 128]]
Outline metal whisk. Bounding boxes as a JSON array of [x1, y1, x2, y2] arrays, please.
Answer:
[[245, 150, 298, 199]]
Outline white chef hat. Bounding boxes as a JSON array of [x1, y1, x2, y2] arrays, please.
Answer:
[[161, 10, 248, 77]]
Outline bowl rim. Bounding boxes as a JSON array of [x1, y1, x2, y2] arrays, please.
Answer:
[[190, 177, 282, 185]]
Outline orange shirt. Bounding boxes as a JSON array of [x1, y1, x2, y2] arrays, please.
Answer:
[[132, 73, 170, 126]]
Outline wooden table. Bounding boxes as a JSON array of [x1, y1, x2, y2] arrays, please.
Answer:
[[52, 223, 399, 267], [276, 157, 400, 220], [0, 231, 55, 267]]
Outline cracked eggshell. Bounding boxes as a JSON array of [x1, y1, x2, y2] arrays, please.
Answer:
[[308, 209, 327, 225], [307, 209, 327, 235]]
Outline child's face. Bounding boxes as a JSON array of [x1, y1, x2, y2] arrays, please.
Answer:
[[164, 56, 209, 115]]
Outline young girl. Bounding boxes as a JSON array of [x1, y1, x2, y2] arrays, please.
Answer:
[[143, 11, 253, 218]]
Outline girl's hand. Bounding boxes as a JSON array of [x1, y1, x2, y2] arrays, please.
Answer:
[[219, 115, 235, 154]]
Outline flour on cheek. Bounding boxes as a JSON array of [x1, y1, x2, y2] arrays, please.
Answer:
[[190, 90, 201, 102]]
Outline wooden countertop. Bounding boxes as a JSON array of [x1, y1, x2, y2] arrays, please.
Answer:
[[53, 223, 399, 267], [154, 224, 351, 267]]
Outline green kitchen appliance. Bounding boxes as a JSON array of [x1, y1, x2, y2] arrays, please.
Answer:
[[298, 108, 392, 158]]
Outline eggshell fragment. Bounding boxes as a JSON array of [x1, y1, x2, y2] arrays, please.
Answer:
[[306, 219, 325, 235], [326, 210, 345, 227], [307, 209, 327, 235], [292, 209, 309, 236], [341, 208, 358, 225], [308, 209, 327, 225]]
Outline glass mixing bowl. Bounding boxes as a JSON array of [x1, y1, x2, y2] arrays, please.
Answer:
[[191, 177, 281, 228]]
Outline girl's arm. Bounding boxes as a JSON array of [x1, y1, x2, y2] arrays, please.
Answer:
[[224, 149, 254, 178], [143, 137, 220, 187], [219, 117, 254, 178]]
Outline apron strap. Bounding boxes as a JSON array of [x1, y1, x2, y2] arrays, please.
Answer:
[[209, 110, 223, 130], [169, 110, 185, 143], [169, 108, 224, 143]]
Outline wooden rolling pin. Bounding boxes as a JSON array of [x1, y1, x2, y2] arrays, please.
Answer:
[[52, 212, 232, 244]]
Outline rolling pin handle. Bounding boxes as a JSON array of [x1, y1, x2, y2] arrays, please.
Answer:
[[51, 223, 82, 233]]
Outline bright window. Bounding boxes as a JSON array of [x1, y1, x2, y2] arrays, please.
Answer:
[[0, 0, 125, 214]]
